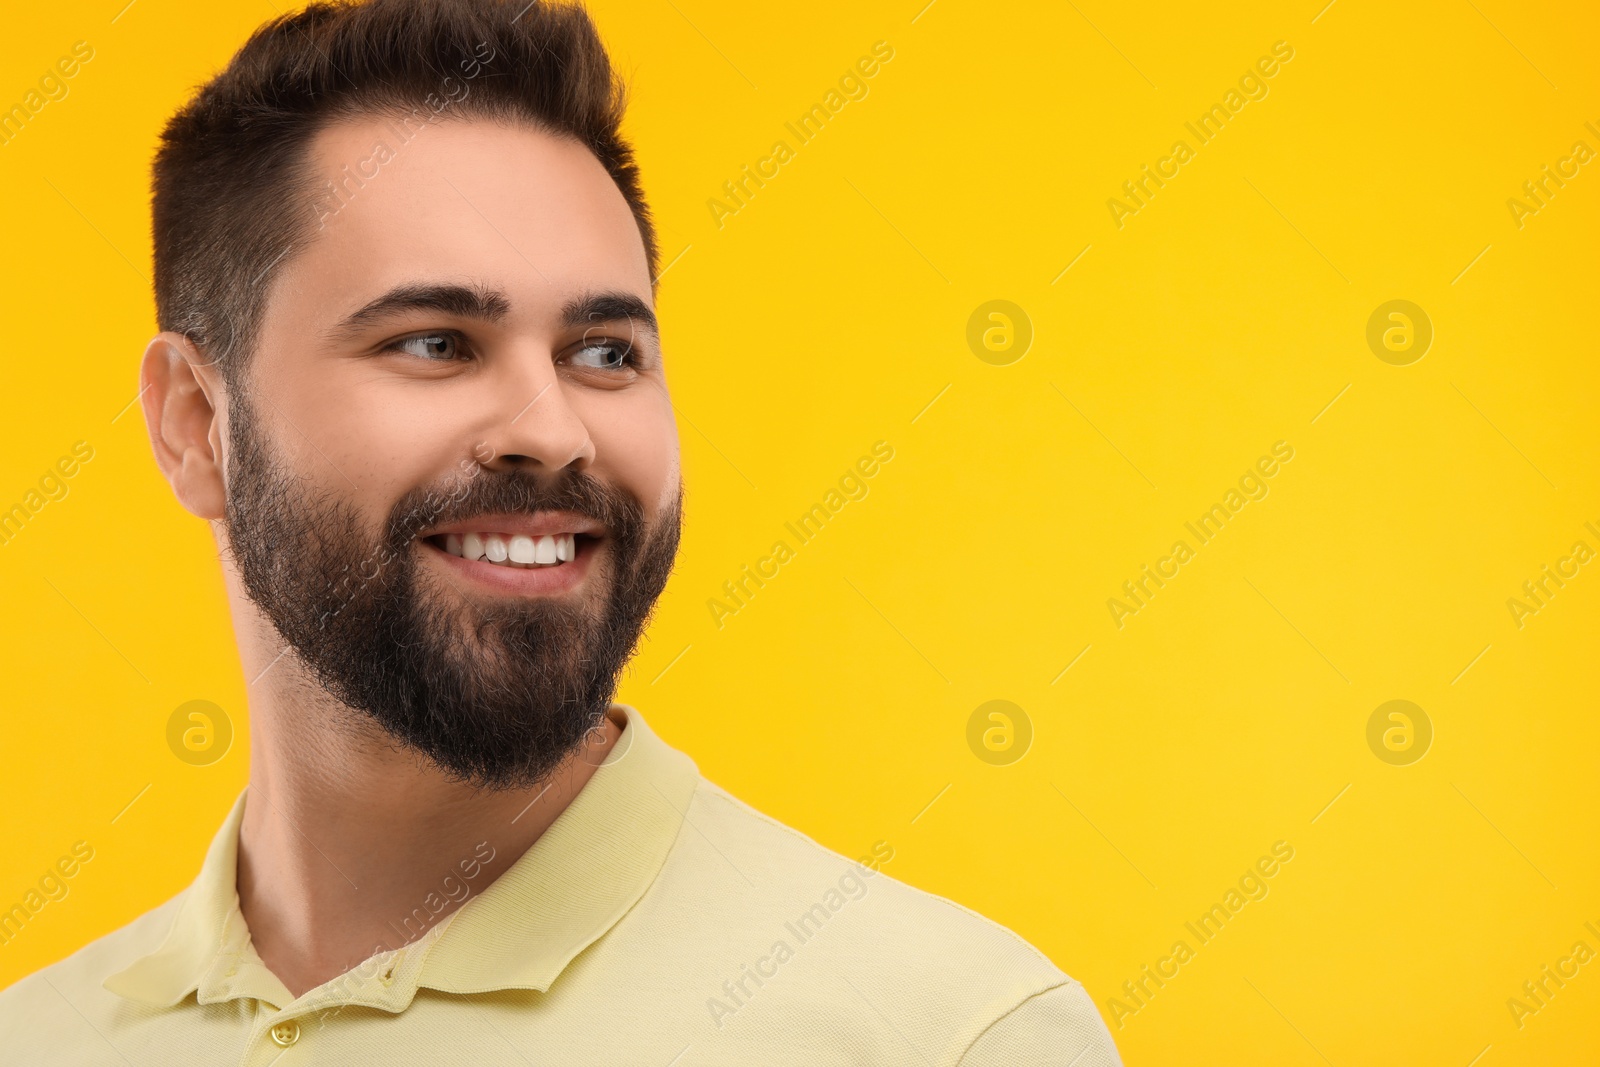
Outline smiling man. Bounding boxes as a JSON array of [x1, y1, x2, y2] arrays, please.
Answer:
[[0, 1, 1121, 1063]]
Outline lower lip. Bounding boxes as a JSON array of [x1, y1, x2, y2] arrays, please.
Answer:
[[422, 538, 596, 595]]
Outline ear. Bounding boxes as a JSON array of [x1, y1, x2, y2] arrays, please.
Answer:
[[140, 332, 228, 520]]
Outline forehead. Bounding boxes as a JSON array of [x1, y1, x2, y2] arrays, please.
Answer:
[[269, 116, 652, 331]]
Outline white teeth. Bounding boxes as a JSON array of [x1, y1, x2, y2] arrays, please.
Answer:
[[442, 531, 579, 567]]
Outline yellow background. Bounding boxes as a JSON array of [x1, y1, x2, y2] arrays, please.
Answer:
[[2, 0, 1597, 1063]]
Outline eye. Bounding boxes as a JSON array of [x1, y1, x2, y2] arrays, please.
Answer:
[[387, 332, 469, 362], [564, 338, 635, 370]]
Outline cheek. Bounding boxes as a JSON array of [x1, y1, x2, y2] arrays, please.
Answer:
[[260, 361, 467, 519], [580, 389, 680, 516]]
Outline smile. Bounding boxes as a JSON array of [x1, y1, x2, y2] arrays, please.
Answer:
[[430, 531, 581, 568]]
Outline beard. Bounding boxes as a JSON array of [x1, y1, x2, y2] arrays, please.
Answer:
[[221, 396, 681, 790]]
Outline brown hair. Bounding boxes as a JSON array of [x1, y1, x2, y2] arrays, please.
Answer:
[[151, 0, 657, 381]]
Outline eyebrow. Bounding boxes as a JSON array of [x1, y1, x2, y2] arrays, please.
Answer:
[[326, 283, 659, 344], [327, 283, 509, 341], [563, 291, 659, 343]]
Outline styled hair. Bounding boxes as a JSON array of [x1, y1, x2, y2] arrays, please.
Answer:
[[151, 0, 657, 381]]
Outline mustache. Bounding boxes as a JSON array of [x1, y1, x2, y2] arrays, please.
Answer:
[[384, 466, 646, 548]]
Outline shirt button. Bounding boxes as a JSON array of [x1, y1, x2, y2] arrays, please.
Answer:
[[269, 1020, 301, 1047]]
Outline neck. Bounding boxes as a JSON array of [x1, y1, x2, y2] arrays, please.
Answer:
[[234, 656, 621, 1000]]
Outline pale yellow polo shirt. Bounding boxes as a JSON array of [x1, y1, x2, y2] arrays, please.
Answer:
[[0, 706, 1120, 1065]]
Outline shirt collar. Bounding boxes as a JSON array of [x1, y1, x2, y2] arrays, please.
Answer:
[[102, 784, 254, 1008], [104, 705, 698, 1009]]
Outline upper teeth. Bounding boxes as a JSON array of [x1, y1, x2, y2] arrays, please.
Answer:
[[441, 532, 577, 567]]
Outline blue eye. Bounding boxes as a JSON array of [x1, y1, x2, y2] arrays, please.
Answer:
[[566, 339, 634, 370], [391, 333, 465, 361]]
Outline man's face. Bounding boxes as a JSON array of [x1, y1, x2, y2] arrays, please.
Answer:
[[219, 117, 681, 788]]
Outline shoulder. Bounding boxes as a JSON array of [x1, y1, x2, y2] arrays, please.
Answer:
[[688, 776, 1050, 957], [651, 777, 1121, 1064], [960, 982, 1124, 1065], [0, 893, 185, 1050]]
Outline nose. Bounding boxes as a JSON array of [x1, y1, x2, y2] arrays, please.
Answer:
[[473, 354, 596, 474]]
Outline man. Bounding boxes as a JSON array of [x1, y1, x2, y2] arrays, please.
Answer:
[[0, 1, 1122, 1062]]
